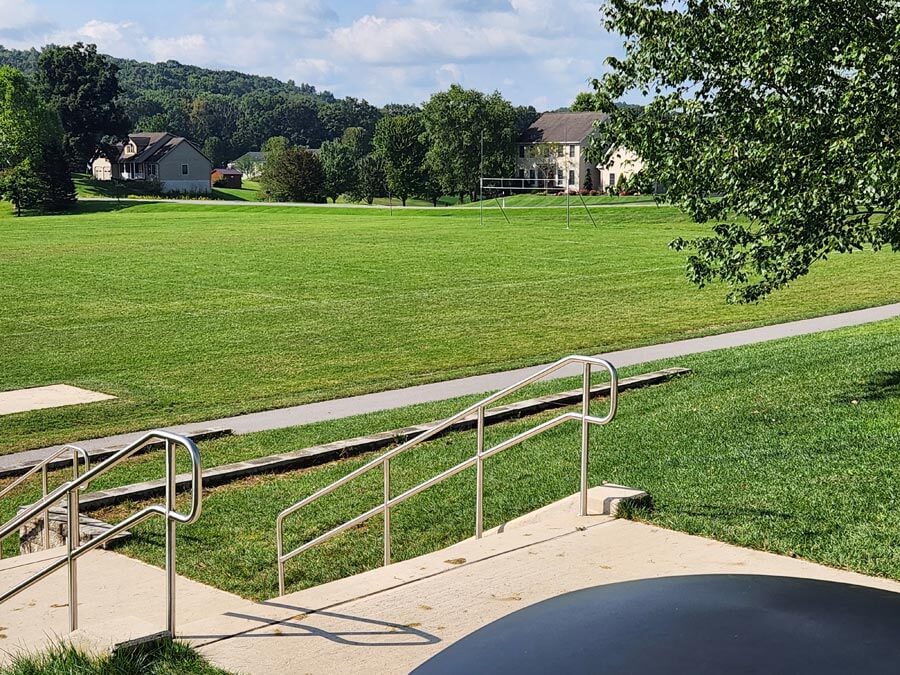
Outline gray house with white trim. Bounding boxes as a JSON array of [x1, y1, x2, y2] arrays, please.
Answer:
[[91, 132, 212, 194]]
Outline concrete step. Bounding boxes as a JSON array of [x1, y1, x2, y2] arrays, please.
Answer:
[[0, 548, 245, 665]]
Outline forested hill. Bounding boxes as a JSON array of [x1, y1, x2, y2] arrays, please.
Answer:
[[0, 44, 377, 166], [0, 45, 330, 100]]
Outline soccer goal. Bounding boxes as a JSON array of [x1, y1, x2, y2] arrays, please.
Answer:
[[478, 176, 597, 229]]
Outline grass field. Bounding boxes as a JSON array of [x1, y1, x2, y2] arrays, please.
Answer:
[[1, 199, 898, 455], [211, 180, 261, 201], [88, 318, 900, 600]]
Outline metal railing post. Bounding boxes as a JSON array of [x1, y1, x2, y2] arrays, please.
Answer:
[[67, 489, 79, 631], [475, 406, 485, 538], [165, 439, 176, 637], [383, 458, 391, 566], [42, 465, 50, 550], [580, 363, 591, 516]]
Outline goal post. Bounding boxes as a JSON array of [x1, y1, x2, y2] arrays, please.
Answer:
[[478, 177, 596, 229]]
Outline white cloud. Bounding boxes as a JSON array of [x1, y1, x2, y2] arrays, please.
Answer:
[[145, 34, 208, 63], [330, 15, 527, 65], [0, 0, 53, 44]]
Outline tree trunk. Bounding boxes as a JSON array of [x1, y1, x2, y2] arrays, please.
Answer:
[[401, 196, 407, 207]]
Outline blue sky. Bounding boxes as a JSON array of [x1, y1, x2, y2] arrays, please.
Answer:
[[0, 1, 626, 109]]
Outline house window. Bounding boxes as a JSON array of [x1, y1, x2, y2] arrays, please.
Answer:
[[518, 145, 525, 158], [557, 169, 563, 184], [148, 164, 157, 177], [609, 172, 616, 186], [518, 169, 525, 178], [569, 145, 575, 158], [181, 164, 189, 175], [556, 145, 563, 157], [529, 169, 536, 184], [568, 170, 575, 185]]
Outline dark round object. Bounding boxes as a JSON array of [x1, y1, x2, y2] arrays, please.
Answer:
[[413, 574, 900, 674]]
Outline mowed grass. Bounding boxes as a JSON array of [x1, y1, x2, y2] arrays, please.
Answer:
[[212, 180, 261, 201], [94, 318, 900, 600], [0, 199, 898, 454]]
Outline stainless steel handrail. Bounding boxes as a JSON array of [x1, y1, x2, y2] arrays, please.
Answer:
[[0, 430, 202, 637], [0, 445, 90, 560], [277, 355, 618, 595]]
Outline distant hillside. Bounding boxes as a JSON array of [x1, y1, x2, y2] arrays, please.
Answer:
[[0, 44, 377, 165], [0, 45, 332, 101], [0, 44, 538, 169]]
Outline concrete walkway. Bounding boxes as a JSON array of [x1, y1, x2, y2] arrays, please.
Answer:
[[0, 547, 245, 665], [5, 302, 899, 471], [186, 486, 900, 675]]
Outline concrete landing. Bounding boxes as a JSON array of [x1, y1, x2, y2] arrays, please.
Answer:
[[186, 487, 900, 675], [0, 547, 244, 664], [0, 384, 114, 416]]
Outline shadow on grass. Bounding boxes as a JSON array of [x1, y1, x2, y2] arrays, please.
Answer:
[[834, 371, 900, 403]]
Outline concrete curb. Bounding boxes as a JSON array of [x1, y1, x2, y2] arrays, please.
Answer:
[[0, 429, 233, 480], [80, 368, 689, 512]]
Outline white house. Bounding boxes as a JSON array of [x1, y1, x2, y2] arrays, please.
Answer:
[[516, 112, 645, 192]]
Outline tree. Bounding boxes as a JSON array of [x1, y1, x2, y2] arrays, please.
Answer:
[[36, 43, 130, 169], [262, 135, 290, 157], [202, 136, 229, 168], [526, 142, 564, 188], [0, 66, 75, 214], [259, 146, 324, 203], [421, 85, 518, 203], [0, 160, 43, 216], [593, 0, 900, 302], [319, 139, 355, 203], [570, 92, 597, 112], [350, 153, 386, 205], [382, 103, 421, 117], [373, 114, 426, 207]]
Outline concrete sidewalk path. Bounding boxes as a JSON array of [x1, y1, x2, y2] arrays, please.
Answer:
[[5, 302, 899, 471]]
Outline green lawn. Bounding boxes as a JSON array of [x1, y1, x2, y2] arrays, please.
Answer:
[[0, 199, 897, 455], [212, 180, 261, 201], [91, 317, 900, 600]]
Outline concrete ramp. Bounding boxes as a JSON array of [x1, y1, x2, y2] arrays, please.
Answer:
[[186, 486, 900, 675]]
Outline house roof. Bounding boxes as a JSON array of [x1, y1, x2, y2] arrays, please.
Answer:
[[231, 151, 266, 164], [518, 112, 607, 144], [119, 133, 210, 165], [213, 168, 243, 176]]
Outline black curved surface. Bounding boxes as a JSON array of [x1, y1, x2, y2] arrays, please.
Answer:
[[413, 574, 900, 674]]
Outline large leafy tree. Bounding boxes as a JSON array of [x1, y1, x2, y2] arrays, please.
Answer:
[[36, 43, 130, 169], [373, 114, 426, 207], [319, 139, 356, 203], [259, 145, 324, 203], [593, 0, 900, 302], [421, 85, 518, 202], [0, 66, 75, 214]]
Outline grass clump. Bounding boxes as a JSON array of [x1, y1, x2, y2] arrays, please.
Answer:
[[1, 638, 230, 675]]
